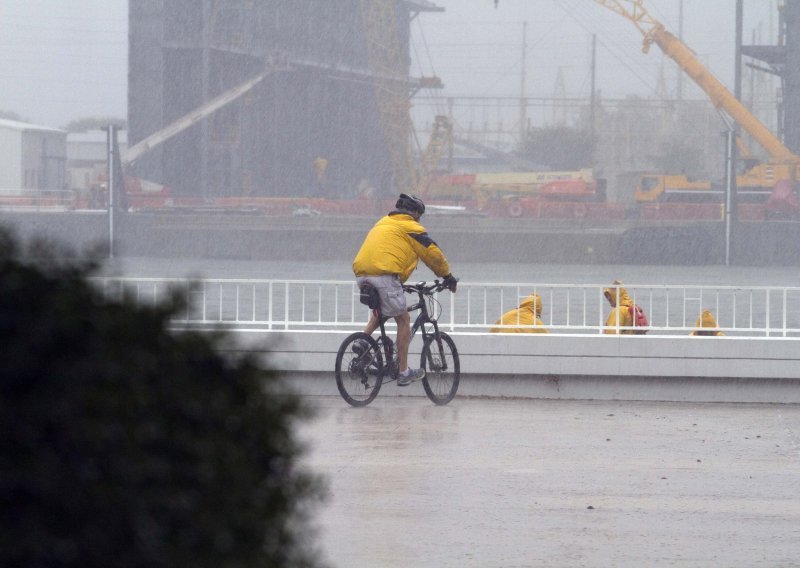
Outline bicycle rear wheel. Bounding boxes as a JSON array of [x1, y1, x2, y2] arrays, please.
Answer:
[[420, 331, 460, 405], [335, 332, 384, 407]]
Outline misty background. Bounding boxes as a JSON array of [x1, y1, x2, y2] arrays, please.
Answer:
[[0, 0, 794, 269], [0, 0, 778, 129]]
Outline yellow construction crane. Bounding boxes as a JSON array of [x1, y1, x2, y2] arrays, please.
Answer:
[[359, 0, 416, 193], [359, 0, 450, 196], [494, 0, 799, 205], [592, 0, 800, 203], [595, 0, 796, 163]]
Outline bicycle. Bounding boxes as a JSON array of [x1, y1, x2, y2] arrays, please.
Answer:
[[335, 279, 460, 407]]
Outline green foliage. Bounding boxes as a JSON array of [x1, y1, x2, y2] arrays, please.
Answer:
[[652, 134, 706, 176], [0, 109, 27, 122], [522, 125, 594, 170], [0, 230, 325, 568], [63, 117, 127, 133]]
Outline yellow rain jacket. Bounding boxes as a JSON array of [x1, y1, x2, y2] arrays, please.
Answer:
[[603, 281, 634, 334], [489, 293, 548, 333], [353, 212, 451, 283], [690, 310, 725, 336]]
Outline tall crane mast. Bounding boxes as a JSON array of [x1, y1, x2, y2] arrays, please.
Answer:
[[360, 0, 449, 195], [360, 0, 417, 193], [593, 0, 798, 164]]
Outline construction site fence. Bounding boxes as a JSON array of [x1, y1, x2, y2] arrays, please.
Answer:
[[0, 189, 75, 211], [91, 277, 800, 337]]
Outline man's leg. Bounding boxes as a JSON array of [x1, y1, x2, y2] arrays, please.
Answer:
[[393, 312, 411, 372], [363, 310, 380, 336]]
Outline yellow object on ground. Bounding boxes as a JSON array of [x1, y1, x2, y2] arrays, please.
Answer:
[[690, 310, 725, 336], [603, 280, 634, 334], [490, 293, 548, 333]]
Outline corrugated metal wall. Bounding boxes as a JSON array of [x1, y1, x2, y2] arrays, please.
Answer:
[[128, 0, 410, 198], [785, 0, 800, 154]]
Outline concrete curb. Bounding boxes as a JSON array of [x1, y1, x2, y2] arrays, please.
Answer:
[[218, 330, 800, 404]]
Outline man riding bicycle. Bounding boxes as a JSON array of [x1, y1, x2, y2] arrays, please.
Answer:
[[352, 193, 458, 386]]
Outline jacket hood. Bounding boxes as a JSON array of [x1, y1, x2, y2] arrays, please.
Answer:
[[695, 310, 718, 329], [603, 280, 632, 307], [519, 293, 543, 317]]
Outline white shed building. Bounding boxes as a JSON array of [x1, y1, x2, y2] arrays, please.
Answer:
[[0, 118, 67, 190], [66, 130, 127, 191]]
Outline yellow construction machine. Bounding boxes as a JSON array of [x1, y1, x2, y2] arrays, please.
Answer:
[[593, 0, 800, 207]]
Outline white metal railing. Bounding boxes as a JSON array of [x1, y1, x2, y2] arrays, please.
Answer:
[[91, 277, 800, 337]]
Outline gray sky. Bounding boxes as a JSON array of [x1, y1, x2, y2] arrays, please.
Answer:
[[0, 1, 779, 129], [411, 0, 780, 100], [0, 0, 127, 127]]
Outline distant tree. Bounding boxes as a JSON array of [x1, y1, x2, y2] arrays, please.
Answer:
[[522, 125, 594, 170], [0, 109, 27, 122], [652, 134, 706, 176], [64, 117, 127, 133], [0, 229, 325, 568]]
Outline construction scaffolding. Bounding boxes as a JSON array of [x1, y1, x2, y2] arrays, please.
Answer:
[[128, 0, 439, 199]]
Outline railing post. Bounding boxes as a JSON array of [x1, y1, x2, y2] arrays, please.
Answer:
[[218, 283, 222, 322], [202, 281, 207, 322], [285, 282, 290, 330], [235, 284, 240, 323], [783, 288, 787, 337], [268, 281, 273, 331], [351, 282, 356, 325], [301, 285, 306, 324], [449, 290, 455, 332]]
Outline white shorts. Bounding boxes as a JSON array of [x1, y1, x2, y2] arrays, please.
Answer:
[[356, 274, 407, 317]]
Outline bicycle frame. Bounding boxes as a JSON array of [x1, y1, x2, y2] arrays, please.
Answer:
[[335, 279, 459, 406], [374, 282, 450, 378]]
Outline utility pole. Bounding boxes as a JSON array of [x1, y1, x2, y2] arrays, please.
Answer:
[[677, 0, 684, 100], [724, 125, 735, 266], [727, 0, 743, 264], [520, 21, 528, 152], [590, 34, 597, 147], [104, 125, 119, 259]]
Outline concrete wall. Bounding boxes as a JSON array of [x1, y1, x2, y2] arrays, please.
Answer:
[[1, 211, 800, 266], [22, 130, 66, 190], [222, 330, 800, 403], [0, 127, 21, 189], [0, 125, 66, 190]]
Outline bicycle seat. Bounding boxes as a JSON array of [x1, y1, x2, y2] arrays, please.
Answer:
[[359, 283, 381, 310]]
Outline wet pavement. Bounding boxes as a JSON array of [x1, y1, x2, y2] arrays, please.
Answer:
[[300, 395, 800, 568]]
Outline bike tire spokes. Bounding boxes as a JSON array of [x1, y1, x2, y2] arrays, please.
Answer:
[[421, 331, 460, 406], [335, 332, 384, 407]]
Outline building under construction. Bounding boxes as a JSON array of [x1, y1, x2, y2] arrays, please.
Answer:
[[128, 0, 442, 199]]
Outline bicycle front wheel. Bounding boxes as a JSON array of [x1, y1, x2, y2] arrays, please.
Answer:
[[420, 331, 460, 405], [335, 332, 384, 407]]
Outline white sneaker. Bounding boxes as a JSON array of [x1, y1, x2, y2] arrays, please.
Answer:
[[397, 367, 425, 386]]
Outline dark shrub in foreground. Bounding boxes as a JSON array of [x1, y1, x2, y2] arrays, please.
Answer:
[[0, 231, 325, 567]]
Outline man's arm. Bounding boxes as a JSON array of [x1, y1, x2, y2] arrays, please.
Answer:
[[408, 231, 450, 277]]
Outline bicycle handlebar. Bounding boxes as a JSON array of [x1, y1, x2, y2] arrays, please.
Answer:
[[402, 279, 450, 295]]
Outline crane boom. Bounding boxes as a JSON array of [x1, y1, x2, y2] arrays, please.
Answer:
[[593, 0, 798, 163], [123, 56, 289, 166]]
